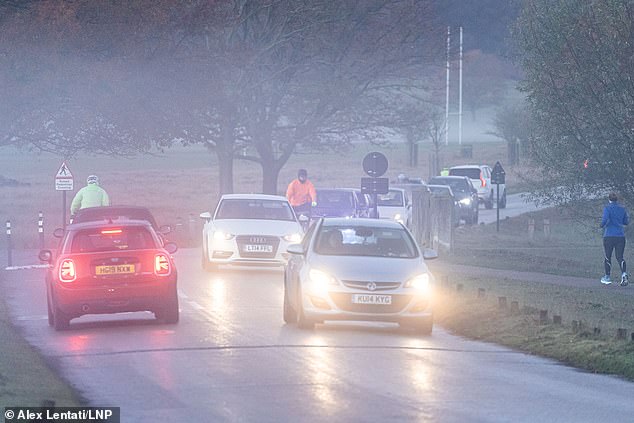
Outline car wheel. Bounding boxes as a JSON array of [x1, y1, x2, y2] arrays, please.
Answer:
[[296, 286, 314, 330], [499, 190, 507, 209], [283, 277, 297, 324], [201, 248, 218, 272], [157, 285, 179, 324], [52, 301, 70, 331], [415, 317, 433, 336], [485, 191, 494, 209]]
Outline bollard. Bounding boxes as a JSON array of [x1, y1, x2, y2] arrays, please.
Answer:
[[543, 218, 551, 239], [572, 320, 579, 333], [617, 328, 627, 340], [477, 288, 485, 298], [38, 211, 44, 250], [498, 296, 507, 309], [6, 220, 12, 268], [631, 333, 634, 342], [510, 301, 519, 314], [539, 309, 548, 324], [553, 315, 562, 325], [593, 327, 601, 335], [528, 218, 535, 240]]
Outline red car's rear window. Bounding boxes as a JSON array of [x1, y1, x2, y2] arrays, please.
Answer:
[[71, 227, 157, 253]]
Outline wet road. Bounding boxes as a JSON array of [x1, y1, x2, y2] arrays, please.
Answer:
[[478, 193, 544, 225], [2, 248, 634, 422]]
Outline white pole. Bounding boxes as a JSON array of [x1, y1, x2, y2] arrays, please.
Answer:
[[458, 26, 463, 146], [445, 26, 451, 146]]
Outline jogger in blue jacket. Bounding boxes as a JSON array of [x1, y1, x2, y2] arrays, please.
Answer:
[[600, 192, 630, 286]]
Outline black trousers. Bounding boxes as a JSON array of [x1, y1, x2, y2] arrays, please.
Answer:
[[604, 236, 626, 275]]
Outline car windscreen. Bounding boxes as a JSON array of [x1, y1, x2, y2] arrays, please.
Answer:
[[315, 190, 354, 209], [315, 225, 418, 258], [429, 178, 469, 193], [449, 168, 481, 179], [71, 227, 157, 253], [215, 199, 295, 221], [429, 186, 451, 195], [377, 190, 404, 207]]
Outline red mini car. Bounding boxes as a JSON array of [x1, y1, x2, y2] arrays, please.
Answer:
[[39, 219, 179, 331]]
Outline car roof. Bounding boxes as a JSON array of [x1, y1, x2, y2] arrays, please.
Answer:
[[72, 206, 158, 227], [66, 218, 153, 231], [430, 175, 469, 181], [449, 165, 486, 169], [320, 217, 405, 229], [220, 193, 288, 201]]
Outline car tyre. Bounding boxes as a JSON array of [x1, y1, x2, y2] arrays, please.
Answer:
[[499, 190, 507, 209], [296, 287, 314, 330], [52, 301, 70, 331], [485, 191, 494, 209], [157, 286, 179, 324], [283, 278, 297, 324], [415, 317, 433, 336], [46, 287, 54, 326], [201, 248, 218, 272]]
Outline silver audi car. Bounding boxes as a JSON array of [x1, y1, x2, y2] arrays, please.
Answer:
[[283, 218, 436, 334]]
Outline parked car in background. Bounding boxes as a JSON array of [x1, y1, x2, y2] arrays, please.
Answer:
[[312, 189, 370, 219], [427, 184, 461, 226], [283, 218, 436, 334], [377, 188, 411, 227], [199, 194, 303, 270], [448, 164, 506, 209], [38, 219, 179, 330], [428, 176, 479, 225]]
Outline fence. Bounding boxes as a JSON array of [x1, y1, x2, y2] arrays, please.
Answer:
[[408, 185, 455, 254]]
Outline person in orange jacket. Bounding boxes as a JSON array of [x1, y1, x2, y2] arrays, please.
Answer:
[[286, 169, 317, 214]]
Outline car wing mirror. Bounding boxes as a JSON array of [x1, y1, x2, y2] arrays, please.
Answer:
[[159, 224, 172, 234], [38, 249, 53, 263], [298, 215, 309, 222], [53, 228, 64, 238], [199, 212, 212, 221], [164, 242, 178, 254], [287, 243, 306, 255], [423, 248, 438, 260]]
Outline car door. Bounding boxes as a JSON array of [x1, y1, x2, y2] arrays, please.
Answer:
[[286, 221, 317, 306]]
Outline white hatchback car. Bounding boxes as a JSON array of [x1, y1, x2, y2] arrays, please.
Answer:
[[200, 194, 303, 270], [448, 164, 506, 209], [377, 188, 411, 227]]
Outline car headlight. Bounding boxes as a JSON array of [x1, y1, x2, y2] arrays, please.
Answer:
[[459, 198, 471, 205], [404, 273, 430, 292], [212, 230, 235, 241], [307, 268, 338, 296], [283, 233, 303, 243]]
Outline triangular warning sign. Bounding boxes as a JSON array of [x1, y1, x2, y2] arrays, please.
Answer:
[[56, 161, 73, 178]]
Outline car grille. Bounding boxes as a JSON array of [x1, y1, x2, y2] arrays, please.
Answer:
[[341, 280, 401, 291], [329, 293, 411, 314], [235, 235, 280, 259]]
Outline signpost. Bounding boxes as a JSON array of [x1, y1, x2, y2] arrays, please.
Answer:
[[362, 152, 389, 218], [491, 161, 505, 232], [55, 161, 74, 229]]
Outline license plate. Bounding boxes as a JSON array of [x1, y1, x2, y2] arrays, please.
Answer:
[[245, 244, 273, 253], [95, 264, 135, 275], [351, 294, 392, 305]]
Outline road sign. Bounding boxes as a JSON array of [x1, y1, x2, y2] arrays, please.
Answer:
[[362, 152, 388, 177], [491, 161, 505, 185], [55, 161, 74, 191], [361, 177, 389, 195]]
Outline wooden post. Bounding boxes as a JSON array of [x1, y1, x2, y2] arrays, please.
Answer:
[[572, 320, 579, 333], [498, 296, 507, 309], [510, 301, 519, 314], [528, 218, 535, 240], [553, 315, 562, 325], [539, 309, 548, 324], [617, 328, 627, 340], [543, 218, 551, 239], [5, 220, 11, 268], [477, 288, 485, 298], [593, 327, 601, 335], [38, 211, 44, 249]]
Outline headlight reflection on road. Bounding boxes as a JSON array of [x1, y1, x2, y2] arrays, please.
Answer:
[[305, 336, 339, 414], [404, 339, 434, 394], [204, 277, 236, 345]]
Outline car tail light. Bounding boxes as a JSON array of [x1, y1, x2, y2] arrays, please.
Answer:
[[480, 173, 486, 187], [155, 254, 171, 276], [59, 259, 76, 283]]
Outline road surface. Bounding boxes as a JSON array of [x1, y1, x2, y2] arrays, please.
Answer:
[[2, 249, 634, 422], [478, 192, 544, 225]]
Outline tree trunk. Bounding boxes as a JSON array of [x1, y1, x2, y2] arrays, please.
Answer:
[[261, 162, 281, 195], [215, 123, 235, 195]]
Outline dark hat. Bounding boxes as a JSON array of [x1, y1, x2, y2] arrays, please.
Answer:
[[298, 169, 307, 177]]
